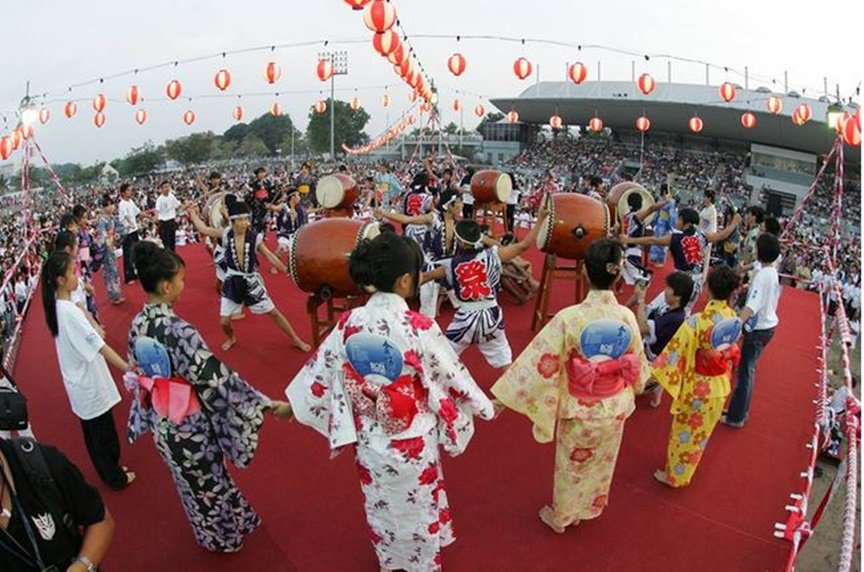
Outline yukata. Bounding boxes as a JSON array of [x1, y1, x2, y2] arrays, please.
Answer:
[[94, 214, 122, 303], [491, 290, 650, 525], [126, 303, 271, 551], [401, 189, 437, 316], [440, 246, 512, 368], [620, 211, 652, 285], [77, 228, 99, 318], [651, 300, 742, 487], [648, 200, 677, 265], [286, 292, 494, 572], [275, 204, 308, 250], [219, 228, 274, 316], [650, 227, 708, 313]]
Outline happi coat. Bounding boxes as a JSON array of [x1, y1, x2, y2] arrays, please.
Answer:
[[491, 290, 650, 526], [286, 292, 494, 572]]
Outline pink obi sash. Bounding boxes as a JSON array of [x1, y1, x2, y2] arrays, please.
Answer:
[[343, 364, 427, 435], [138, 375, 201, 424], [565, 351, 640, 402], [695, 345, 741, 376]]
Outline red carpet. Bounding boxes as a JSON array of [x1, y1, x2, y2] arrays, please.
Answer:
[[12, 240, 820, 571]]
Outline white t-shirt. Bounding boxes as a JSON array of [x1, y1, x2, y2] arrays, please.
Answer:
[[700, 204, 717, 234], [119, 198, 141, 234], [54, 300, 121, 420], [155, 193, 180, 221], [746, 265, 781, 330]]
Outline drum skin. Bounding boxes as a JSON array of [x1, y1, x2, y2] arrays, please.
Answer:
[[288, 218, 379, 297], [203, 192, 226, 228], [470, 170, 512, 205], [606, 182, 655, 224], [316, 174, 360, 215], [536, 193, 610, 260]]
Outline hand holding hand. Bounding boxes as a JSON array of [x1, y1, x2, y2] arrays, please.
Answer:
[[270, 401, 294, 420]]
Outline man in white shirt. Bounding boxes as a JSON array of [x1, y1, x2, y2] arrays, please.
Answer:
[[155, 180, 180, 252], [118, 182, 142, 283], [699, 190, 718, 282], [723, 233, 782, 428]]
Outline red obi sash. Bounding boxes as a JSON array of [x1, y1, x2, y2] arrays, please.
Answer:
[[343, 364, 427, 435], [566, 352, 640, 402], [138, 375, 201, 424], [695, 345, 741, 376]]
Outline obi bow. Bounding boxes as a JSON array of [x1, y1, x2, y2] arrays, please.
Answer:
[[695, 344, 741, 376], [124, 371, 201, 424], [566, 352, 640, 402], [343, 364, 426, 435]]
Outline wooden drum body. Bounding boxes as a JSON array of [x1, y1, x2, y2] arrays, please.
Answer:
[[470, 170, 512, 205], [536, 193, 610, 260], [203, 191, 227, 229], [288, 218, 380, 298], [606, 182, 655, 224], [316, 174, 360, 216]]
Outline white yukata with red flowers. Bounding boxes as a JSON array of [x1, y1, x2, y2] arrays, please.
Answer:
[[286, 292, 495, 572]]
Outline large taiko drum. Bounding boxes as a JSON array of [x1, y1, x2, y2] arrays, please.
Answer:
[[288, 218, 380, 298], [470, 170, 512, 205], [203, 192, 227, 229], [316, 174, 360, 214], [606, 182, 656, 224], [536, 193, 611, 260]]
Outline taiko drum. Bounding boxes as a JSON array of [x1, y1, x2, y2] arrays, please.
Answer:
[[536, 193, 610, 260], [316, 174, 361, 215], [470, 170, 512, 204], [606, 181, 655, 224], [203, 192, 227, 229]]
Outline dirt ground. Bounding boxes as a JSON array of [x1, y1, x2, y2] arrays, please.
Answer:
[[796, 330, 861, 572]]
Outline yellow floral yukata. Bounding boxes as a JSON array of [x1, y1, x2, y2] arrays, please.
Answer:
[[652, 299, 742, 487], [491, 290, 650, 526]]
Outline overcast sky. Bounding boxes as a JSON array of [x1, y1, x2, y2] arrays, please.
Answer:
[[1, 0, 861, 165]]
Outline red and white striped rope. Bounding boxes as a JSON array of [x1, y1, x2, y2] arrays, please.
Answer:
[[30, 136, 73, 205]]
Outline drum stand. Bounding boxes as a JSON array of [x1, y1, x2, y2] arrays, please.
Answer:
[[531, 254, 587, 331], [475, 204, 508, 235], [307, 293, 363, 347]]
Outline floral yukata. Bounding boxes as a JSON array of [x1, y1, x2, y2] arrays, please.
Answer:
[[94, 214, 122, 303], [492, 290, 650, 526], [126, 303, 271, 551], [286, 292, 494, 572], [648, 200, 677, 265], [651, 299, 742, 487]]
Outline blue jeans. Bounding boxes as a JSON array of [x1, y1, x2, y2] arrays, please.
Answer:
[[726, 327, 776, 424]]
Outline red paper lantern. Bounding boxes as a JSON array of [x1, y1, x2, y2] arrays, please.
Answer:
[[636, 116, 651, 132], [263, 62, 282, 84], [397, 57, 413, 79], [372, 30, 400, 57], [93, 112, 106, 128], [741, 111, 757, 129], [835, 112, 852, 134], [794, 103, 812, 124], [507, 110, 519, 123], [314, 100, 327, 114], [233, 106, 244, 121], [214, 69, 231, 91], [550, 114, 563, 129], [350, 97, 361, 111], [127, 85, 141, 106], [0, 136, 11, 160], [135, 109, 147, 125], [448, 53, 466, 77], [568, 62, 587, 84], [166, 80, 182, 100], [381, 94, 390, 107], [270, 102, 282, 116], [474, 104, 485, 117], [421, 101, 432, 113], [387, 43, 406, 66], [316, 59, 334, 82], [513, 57, 533, 80], [767, 96, 783, 114], [344, 0, 371, 9], [64, 101, 77, 118], [20, 124, 34, 140], [719, 82, 737, 103], [408, 91, 418, 103], [688, 116, 703, 133], [842, 112, 861, 146], [10, 129, 21, 150], [589, 117, 604, 132], [791, 110, 805, 126], [637, 73, 656, 95], [92, 93, 107, 112], [453, 99, 461, 112], [364, 0, 396, 32], [183, 110, 196, 125], [38, 108, 50, 125], [406, 69, 421, 89]]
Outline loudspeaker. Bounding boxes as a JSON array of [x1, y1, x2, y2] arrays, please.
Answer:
[[766, 194, 783, 217]]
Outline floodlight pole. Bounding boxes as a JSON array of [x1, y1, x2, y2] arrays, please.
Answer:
[[320, 50, 348, 161]]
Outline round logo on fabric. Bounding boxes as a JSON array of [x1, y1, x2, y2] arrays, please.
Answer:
[[134, 337, 172, 378], [711, 318, 743, 350], [345, 333, 403, 382], [579, 320, 633, 362]]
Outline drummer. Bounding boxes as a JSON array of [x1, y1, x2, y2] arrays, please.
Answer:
[[617, 192, 668, 289]]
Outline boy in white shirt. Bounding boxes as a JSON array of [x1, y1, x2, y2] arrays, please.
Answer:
[[723, 233, 782, 428], [155, 180, 180, 252]]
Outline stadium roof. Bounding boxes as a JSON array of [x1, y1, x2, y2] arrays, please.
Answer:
[[490, 81, 860, 163]]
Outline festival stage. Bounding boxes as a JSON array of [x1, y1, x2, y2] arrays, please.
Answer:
[[13, 241, 820, 571]]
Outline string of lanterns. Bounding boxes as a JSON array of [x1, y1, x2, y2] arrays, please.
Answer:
[[342, 104, 419, 155]]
